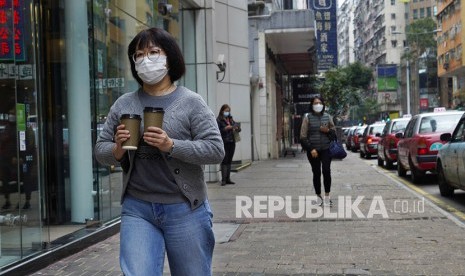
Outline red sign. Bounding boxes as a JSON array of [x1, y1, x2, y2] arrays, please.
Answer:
[[0, 0, 25, 61], [420, 98, 429, 109]]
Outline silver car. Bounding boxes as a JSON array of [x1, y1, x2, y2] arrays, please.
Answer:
[[436, 113, 465, 196]]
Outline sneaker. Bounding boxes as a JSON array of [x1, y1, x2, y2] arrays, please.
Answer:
[[323, 196, 333, 207], [314, 195, 323, 206]]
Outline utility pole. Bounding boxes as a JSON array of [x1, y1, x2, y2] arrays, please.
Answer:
[[406, 59, 411, 115]]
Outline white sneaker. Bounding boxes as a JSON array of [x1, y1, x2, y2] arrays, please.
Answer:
[[314, 195, 323, 206], [323, 196, 333, 207]]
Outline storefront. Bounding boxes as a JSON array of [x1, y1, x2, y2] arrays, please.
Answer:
[[0, 0, 197, 270]]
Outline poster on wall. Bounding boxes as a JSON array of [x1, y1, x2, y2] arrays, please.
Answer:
[[308, 0, 338, 72]]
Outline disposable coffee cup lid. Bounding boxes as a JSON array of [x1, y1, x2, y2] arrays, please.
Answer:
[[120, 114, 141, 120], [144, 107, 164, 113]]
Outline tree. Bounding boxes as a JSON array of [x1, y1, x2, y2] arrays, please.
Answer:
[[405, 17, 437, 58], [317, 62, 373, 124]]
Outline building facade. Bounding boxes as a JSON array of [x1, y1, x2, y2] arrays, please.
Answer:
[[353, 0, 407, 118], [248, 0, 317, 159], [0, 0, 250, 272], [437, 0, 464, 110], [337, 0, 355, 66]]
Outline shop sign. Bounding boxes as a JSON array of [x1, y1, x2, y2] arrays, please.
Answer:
[[0, 0, 26, 61], [94, 78, 125, 89], [309, 0, 338, 72], [0, 63, 33, 79]]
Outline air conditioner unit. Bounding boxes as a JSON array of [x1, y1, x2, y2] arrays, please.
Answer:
[[443, 62, 449, 70]]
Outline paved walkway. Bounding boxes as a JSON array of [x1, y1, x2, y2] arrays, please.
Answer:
[[32, 150, 465, 275]]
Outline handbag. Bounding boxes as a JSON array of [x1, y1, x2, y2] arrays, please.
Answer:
[[329, 137, 347, 159], [233, 130, 241, 143]]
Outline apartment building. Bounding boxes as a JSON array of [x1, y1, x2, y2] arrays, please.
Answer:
[[338, 0, 356, 66], [353, 0, 407, 117], [437, 0, 464, 110]]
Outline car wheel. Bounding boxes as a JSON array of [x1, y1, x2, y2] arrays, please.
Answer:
[[397, 159, 407, 177], [365, 153, 371, 159], [385, 160, 394, 170], [346, 144, 351, 150], [437, 161, 454, 197], [377, 157, 384, 167], [408, 156, 425, 184], [360, 151, 365, 158]]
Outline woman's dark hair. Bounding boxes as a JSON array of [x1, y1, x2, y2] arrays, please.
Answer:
[[310, 96, 326, 114], [128, 28, 186, 86], [218, 104, 231, 119]]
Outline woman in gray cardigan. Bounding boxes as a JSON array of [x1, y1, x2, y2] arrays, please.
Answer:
[[94, 28, 224, 276]]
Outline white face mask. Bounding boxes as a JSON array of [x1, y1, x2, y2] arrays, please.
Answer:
[[135, 55, 168, 85], [313, 104, 324, 113]]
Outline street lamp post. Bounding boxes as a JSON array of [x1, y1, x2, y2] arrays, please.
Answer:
[[406, 59, 410, 115]]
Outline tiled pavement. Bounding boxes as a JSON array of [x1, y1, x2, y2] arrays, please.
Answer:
[[31, 149, 465, 275]]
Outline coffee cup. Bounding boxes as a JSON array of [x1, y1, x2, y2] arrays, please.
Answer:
[[144, 107, 164, 132], [120, 114, 141, 150]]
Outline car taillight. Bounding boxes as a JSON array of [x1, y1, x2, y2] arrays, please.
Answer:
[[417, 137, 428, 155], [367, 138, 373, 144]]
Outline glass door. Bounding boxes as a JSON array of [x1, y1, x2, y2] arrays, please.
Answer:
[[0, 0, 42, 265]]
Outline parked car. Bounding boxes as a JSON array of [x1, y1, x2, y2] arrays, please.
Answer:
[[396, 111, 465, 183], [360, 122, 385, 159], [342, 127, 350, 144], [345, 126, 357, 150], [350, 125, 366, 152], [377, 118, 410, 169], [436, 113, 465, 196]]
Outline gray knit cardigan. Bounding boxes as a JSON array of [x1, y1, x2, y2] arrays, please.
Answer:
[[94, 86, 225, 209]]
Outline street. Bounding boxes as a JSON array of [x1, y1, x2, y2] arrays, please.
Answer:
[[362, 153, 465, 224], [32, 148, 465, 275]]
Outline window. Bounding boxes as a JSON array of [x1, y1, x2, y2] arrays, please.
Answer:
[[391, 120, 408, 133], [391, 26, 396, 32], [391, 40, 398, 47], [427, 7, 432, 17], [404, 119, 417, 138], [413, 9, 418, 19], [391, 13, 396, 19], [420, 8, 425, 18], [391, 0, 395, 5], [451, 120, 465, 142]]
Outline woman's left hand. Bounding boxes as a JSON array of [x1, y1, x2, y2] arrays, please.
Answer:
[[320, 126, 329, 133], [143, 127, 174, 152]]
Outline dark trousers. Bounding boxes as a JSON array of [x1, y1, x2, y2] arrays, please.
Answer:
[[306, 149, 332, 194], [221, 142, 236, 165]]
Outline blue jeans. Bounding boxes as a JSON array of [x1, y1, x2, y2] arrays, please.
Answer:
[[120, 195, 215, 276]]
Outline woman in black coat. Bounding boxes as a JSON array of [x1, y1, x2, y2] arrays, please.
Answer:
[[217, 104, 241, 186]]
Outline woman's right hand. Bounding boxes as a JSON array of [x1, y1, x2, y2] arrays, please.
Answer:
[[311, 149, 318, 158], [113, 124, 129, 160]]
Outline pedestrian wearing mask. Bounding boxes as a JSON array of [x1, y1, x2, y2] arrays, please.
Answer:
[[94, 27, 225, 276], [217, 104, 240, 186], [300, 96, 336, 206]]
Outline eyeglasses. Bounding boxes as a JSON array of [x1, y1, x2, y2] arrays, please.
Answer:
[[132, 48, 162, 64]]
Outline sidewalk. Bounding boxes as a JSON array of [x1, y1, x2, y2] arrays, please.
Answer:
[[32, 151, 465, 275]]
